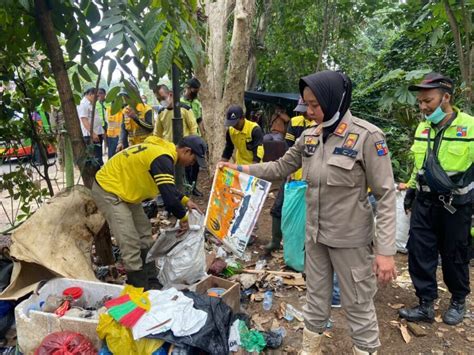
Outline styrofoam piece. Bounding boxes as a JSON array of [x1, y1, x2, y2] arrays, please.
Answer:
[[15, 278, 123, 353]]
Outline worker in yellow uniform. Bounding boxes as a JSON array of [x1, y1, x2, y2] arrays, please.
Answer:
[[105, 106, 122, 159], [116, 90, 154, 151], [93, 135, 206, 289], [153, 84, 198, 141], [399, 73, 473, 326], [221, 105, 264, 165]]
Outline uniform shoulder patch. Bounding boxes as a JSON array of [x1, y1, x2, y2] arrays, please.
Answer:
[[375, 140, 389, 156], [352, 117, 380, 134]]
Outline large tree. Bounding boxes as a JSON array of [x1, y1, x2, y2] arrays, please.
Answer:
[[195, 0, 257, 169]]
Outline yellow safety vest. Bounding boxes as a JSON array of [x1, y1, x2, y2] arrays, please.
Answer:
[[106, 107, 123, 138], [96, 136, 177, 204], [229, 119, 264, 165], [124, 103, 153, 145]]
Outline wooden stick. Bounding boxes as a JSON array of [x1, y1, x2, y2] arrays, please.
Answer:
[[241, 269, 302, 277]]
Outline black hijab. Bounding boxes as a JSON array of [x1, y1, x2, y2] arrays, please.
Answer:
[[299, 70, 352, 141]]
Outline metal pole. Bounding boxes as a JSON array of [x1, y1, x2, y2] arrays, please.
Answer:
[[171, 63, 184, 190]]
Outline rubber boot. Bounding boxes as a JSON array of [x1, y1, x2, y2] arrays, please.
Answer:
[[126, 270, 148, 288], [300, 328, 323, 355], [264, 216, 283, 253], [398, 299, 434, 322], [353, 346, 378, 355], [443, 299, 466, 325], [140, 249, 161, 290]]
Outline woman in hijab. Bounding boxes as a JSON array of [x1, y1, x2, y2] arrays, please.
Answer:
[[220, 70, 397, 354]]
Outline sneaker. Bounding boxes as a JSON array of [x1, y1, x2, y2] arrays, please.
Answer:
[[443, 299, 466, 325], [331, 300, 341, 308]]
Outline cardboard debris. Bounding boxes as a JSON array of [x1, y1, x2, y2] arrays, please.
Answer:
[[239, 273, 258, 289], [388, 303, 405, 310], [399, 323, 411, 343], [251, 314, 272, 331], [406, 322, 427, 337]]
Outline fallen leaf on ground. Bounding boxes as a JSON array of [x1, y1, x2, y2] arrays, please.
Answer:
[[438, 327, 449, 332], [434, 315, 442, 323], [435, 332, 443, 338], [454, 327, 465, 333], [293, 322, 304, 331], [466, 336, 474, 342], [389, 320, 400, 327], [270, 319, 280, 330], [388, 303, 405, 310], [323, 331, 332, 338], [399, 323, 411, 343]]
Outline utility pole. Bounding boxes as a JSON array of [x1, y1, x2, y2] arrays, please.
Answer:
[[171, 63, 184, 189]]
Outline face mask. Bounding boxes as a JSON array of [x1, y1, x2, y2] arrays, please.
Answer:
[[425, 99, 446, 124], [321, 91, 346, 127], [160, 96, 170, 109], [189, 91, 198, 99]]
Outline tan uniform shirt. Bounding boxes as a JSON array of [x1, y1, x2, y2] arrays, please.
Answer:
[[249, 111, 396, 255], [153, 107, 198, 142]]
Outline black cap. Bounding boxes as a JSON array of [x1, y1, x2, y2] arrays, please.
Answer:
[[225, 105, 244, 127], [408, 72, 454, 93], [294, 96, 307, 113], [180, 135, 207, 167], [186, 77, 201, 89]]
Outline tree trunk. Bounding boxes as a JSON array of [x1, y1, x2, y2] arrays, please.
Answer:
[[443, 0, 472, 112], [316, 0, 330, 72], [197, 0, 256, 172], [34, 0, 95, 188], [246, 0, 272, 90]]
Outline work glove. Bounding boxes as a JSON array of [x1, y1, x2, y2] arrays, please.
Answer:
[[404, 188, 416, 214]]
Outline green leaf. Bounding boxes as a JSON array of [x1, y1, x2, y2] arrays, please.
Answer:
[[156, 33, 175, 78], [110, 97, 123, 115], [116, 57, 132, 75], [180, 38, 197, 69], [85, 2, 101, 27], [18, 0, 30, 12], [123, 79, 142, 106], [125, 35, 139, 59], [405, 69, 432, 81], [77, 65, 92, 82], [98, 15, 123, 27], [394, 86, 415, 105], [87, 62, 99, 76], [72, 72, 82, 93], [104, 33, 124, 53], [97, 23, 123, 38], [145, 21, 166, 53], [106, 86, 121, 103], [107, 60, 117, 86]]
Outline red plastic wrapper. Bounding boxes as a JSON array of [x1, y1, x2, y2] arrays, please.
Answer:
[[34, 331, 97, 355]]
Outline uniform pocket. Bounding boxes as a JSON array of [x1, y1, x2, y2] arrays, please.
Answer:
[[447, 143, 468, 156], [326, 155, 360, 187], [351, 264, 377, 304]]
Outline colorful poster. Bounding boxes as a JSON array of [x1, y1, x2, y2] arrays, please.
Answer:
[[205, 167, 271, 257]]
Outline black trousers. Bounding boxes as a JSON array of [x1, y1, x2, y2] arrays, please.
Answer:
[[185, 162, 200, 188], [407, 197, 471, 302], [270, 182, 285, 218]]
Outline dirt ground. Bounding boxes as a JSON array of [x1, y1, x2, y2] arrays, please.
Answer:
[[193, 171, 474, 354], [1, 161, 473, 354]]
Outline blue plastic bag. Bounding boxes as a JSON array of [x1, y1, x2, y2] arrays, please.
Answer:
[[281, 181, 307, 272]]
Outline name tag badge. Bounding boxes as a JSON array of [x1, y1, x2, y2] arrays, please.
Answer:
[[333, 147, 358, 158]]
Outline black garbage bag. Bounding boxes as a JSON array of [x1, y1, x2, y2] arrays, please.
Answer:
[[147, 291, 237, 355], [142, 200, 158, 219]]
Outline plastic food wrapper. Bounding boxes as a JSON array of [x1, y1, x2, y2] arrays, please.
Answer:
[[238, 320, 266, 353], [151, 210, 207, 287], [281, 181, 307, 272], [96, 314, 164, 355], [34, 331, 97, 355]]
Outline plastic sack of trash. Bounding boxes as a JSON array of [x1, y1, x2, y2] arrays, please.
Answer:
[[395, 189, 409, 253], [153, 210, 206, 287], [281, 181, 307, 272], [34, 331, 97, 355], [96, 314, 164, 355]]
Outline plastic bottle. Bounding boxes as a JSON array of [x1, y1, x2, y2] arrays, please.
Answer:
[[263, 290, 273, 311], [284, 304, 295, 321]]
